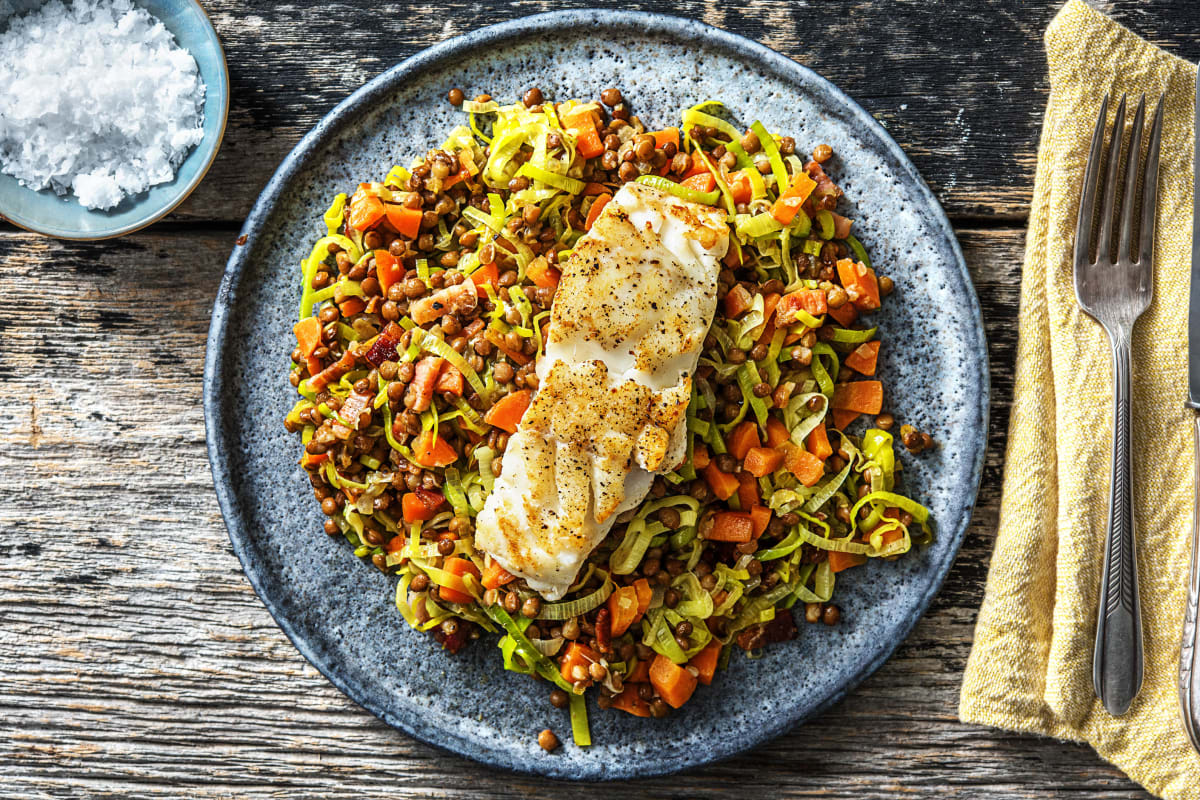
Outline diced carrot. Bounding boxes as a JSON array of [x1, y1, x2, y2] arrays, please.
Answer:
[[836, 258, 881, 312], [293, 316, 322, 358], [708, 511, 754, 543], [627, 658, 651, 684], [831, 409, 861, 430], [829, 551, 868, 573], [880, 526, 905, 547], [483, 327, 532, 366], [526, 256, 561, 290], [560, 641, 601, 684], [682, 172, 717, 194], [471, 261, 500, 289], [771, 171, 817, 225], [783, 443, 825, 487], [383, 203, 422, 239], [482, 559, 516, 590], [689, 640, 722, 686], [582, 181, 609, 196], [831, 212, 853, 239], [727, 420, 761, 460], [752, 292, 782, 350], [765, 417, 790, 448], [339, 297, 365, 317], [435, 363, 464, 396], [402, 492, 438, 523], [374, 249, 404, 295], [728, 170, 753, 205], [440, 557, 480, 604], [704, 462, 740, 501], [744, 446, 784, 477], [776, 289, 828, 325], [348, 184, 385, 230], [844, 340, 881, 376], [305, 354, 323, 377], [300, 451, 328, 469], [607, 585, 640, 637], [632, 577, 653, 619], [722, 284, 754, 318], [736, 471, 759, 510], [693, 444, 711, 470], [404, 357, 444, 412], [576, 125, 605, 158], [761, 291, 782, 325], [563, 108, 605, 159], [384, 533, 407, 554], [807, 423, 833, 460], [412, 430, 458, 467], [611, 685, 652, 717], [650, 127, 680, 149], [483, 388, 532, 433], [649, 654, 699, 709], [585, 193, 612, 230], [832, 380, 883, 414], [441, 165, 471, 191], [749, 505, 772, 539], [828, 301, 858, 327], [682, 153, 712, 179]]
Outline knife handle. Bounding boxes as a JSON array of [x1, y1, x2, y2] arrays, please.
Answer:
[[1093, 330, 1143, 715], [1180, 415, 1200, 750]]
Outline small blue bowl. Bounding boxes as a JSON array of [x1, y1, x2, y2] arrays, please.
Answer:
[[0, 0, 229, 240]]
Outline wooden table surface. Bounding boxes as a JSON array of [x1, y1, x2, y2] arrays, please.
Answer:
[[4, 0, 1198, 796]]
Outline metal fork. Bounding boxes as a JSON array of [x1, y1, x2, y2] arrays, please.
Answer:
[[1074, 93, 1163, 716]]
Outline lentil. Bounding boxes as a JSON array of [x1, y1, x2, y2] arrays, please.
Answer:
[[538, 729, 560, 752]]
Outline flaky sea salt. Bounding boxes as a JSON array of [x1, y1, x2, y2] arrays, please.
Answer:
[[0, 0, 206, 210]]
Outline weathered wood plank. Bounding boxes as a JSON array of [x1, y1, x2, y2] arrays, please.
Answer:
[[159, 0, 1061, 225], [0, 226, 1149, 797], [105, 0, 1199, 228]]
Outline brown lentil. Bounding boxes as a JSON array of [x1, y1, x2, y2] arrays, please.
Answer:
[[538, 729, 560, 752], [523, 87, 544, 107]]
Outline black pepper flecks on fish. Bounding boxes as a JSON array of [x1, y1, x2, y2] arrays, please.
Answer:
[[475, 182, 729, 600]]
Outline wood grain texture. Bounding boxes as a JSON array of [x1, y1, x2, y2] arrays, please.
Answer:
[[6, 0, 1200, 796], [0, 227, 1145, 799]]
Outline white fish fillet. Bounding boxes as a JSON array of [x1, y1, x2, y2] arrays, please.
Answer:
[[475, 182, 729, 599]]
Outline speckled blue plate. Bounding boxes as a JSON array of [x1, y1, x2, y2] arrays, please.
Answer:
[[204, 11, 988, 780], [0, 0, 229, 240]]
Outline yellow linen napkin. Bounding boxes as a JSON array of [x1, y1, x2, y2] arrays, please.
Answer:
[[958, 2, 1199, 797]]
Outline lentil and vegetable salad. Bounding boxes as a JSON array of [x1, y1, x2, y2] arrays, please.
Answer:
[[284, 87, 937, 750]]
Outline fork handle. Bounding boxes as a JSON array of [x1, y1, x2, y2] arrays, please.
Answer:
[[1093, 329, 1143, 715], [1180, 415, 1200, 750]]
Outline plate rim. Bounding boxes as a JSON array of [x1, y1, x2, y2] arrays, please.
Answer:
[[204, 8, 989, 780]]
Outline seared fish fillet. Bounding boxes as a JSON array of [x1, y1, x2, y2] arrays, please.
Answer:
[[475, 182, 729, 599]]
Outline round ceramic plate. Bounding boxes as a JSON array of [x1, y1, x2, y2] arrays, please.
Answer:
[[0, 0, 229, 240], [205, 11, 988, 780]]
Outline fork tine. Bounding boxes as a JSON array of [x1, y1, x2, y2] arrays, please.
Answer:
[[1076, 94, 1110, 268], [1117, 95, 1146, 263], [1137, 95, 1164, 266], [1096, 94, 1128, 264]]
